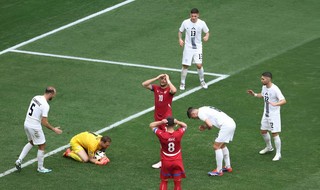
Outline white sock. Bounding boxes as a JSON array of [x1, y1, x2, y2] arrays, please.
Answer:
[[181, 68, 188, 84], [37, 150, 45, 169], [18, 142, 33, 161], [222, 147, 231, 168], [215, 149, 223, 172], [197, 67, 205, 82], [262, 133, 273, 149], [273, 135, 281, 155]]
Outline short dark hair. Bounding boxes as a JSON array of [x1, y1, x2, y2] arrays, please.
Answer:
[[101, 136, 111, 143], [187, 107, 194, 118], [45, 86, 55, 94], [166, 116, 175, 127], [262, 72, 272, 79], [190, 8, 199, 14]]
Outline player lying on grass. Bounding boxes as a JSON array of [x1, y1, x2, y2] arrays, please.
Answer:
[[63, 131, 111, 165]]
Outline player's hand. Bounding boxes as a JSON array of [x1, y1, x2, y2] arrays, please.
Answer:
[[95, 157, 109, 165], [54, 127, 62, 134], [199, 125, 206, 131], [162, 119, 168, 124], [247, 90, 255, 96], [101, 157, 110, 165], [156, 74, 165, 80], [179, 39, 184, 47], [203, 36, 209, 42]]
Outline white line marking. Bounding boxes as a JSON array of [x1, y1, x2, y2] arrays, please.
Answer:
[[9, 49, 227, 77], [0, 69, 228, 178], [0, 0, 135, 55]]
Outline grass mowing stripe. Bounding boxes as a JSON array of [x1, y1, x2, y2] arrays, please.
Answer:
[[10, 49, 227, 77], [0, 0, 135, 55]]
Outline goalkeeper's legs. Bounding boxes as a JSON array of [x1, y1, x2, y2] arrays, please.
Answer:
[[69, 152, 83, 162]]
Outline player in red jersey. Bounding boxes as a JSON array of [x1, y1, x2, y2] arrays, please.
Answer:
[[142, 74, 177, 168], [149, 117, 187, 190]]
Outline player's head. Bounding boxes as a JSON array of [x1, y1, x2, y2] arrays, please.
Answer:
[[261, 72, 272, 85], [187, 107, 198, 119], [166, 116, 175, 128], [190, 8, 199, 23], [44, 86, 56, 101], [100, 136, 112, 149], [159, 74, 169, 87]]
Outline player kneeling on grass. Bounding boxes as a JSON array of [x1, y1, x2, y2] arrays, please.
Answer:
[[187, 106, 236, 176], [149, 117, 187, 190], [63, 131, 111, 165]]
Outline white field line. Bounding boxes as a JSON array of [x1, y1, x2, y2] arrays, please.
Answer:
[[10, 49, 227, 77], [0, 0, 135, 55], [0, 54, 229, 177]]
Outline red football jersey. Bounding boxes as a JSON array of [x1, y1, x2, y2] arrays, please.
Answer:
[[151, 85, 174, 121], [154, 127, 186, 161]]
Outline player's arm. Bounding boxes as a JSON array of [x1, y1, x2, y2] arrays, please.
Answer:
[[142, 74, 164, 90], [178, 31, 184, 47], [269, 99, 287, 106], [165, 74, 177, 94], [199, 119, 213, 131], [247, 90, 263, 98], [41, 117, 62, 134], [203, 32, 209, 42], [174, 119, 187, 129], [149, 119, 167, 131]]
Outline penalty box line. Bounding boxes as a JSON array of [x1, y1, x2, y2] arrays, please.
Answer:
[[0, 50, 229, 178]]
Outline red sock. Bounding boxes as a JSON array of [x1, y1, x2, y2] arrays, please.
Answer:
[[160, 180, 168, 190], [174, 180, 181, 190]]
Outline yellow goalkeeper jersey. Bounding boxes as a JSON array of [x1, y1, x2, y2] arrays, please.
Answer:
[[70, 131, 102, 157]]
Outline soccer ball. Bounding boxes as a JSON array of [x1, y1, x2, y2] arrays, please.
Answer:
[[94, 150, 106, 161]]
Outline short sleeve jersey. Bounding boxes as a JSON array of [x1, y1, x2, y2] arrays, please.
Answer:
[[198, 106, 233, 129], [154, 127, 186, 161], [261, 83, 285, 117], [179, 18, 209, 49], [72, 132, 102, 157], [151, 85, 173, 121], [24, 95, 49, 129]]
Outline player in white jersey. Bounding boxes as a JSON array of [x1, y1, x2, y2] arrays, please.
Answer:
[[178, 8, 210, 90], [247, 72, 286, 161], [15, 87, 62, 173], [187, 106, 236, 176]]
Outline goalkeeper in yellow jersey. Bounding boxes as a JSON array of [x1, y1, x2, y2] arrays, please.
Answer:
[[63, 131, 111, 165]]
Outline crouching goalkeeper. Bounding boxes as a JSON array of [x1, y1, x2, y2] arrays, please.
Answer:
[[63, 131, 111, 165]]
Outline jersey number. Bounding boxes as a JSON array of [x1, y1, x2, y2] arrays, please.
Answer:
[[191, 30, 196, 36], [158, 95, 163, 102], [28, 103, 36, 116], [168, 142, 175, 152]]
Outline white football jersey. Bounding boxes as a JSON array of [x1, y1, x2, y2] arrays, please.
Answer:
[[179, 18, 209, 49], [24, 95, 49, 129], [261, 83, 285, 117], [198, 106, 234, 129]]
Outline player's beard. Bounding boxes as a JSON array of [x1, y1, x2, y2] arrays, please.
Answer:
[[160, 83, 167, 87]]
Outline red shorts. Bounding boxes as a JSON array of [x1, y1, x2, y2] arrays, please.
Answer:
[[160, 159, 186, 179]]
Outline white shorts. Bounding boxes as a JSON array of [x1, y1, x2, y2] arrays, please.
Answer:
[[182, 48, 203, 66], [215, 121, 236, 143], [260, 114, 281, 133], [24, 125, 46, 145]]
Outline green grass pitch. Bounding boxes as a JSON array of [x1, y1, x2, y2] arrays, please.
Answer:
[[0, 0, 319, 189]]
